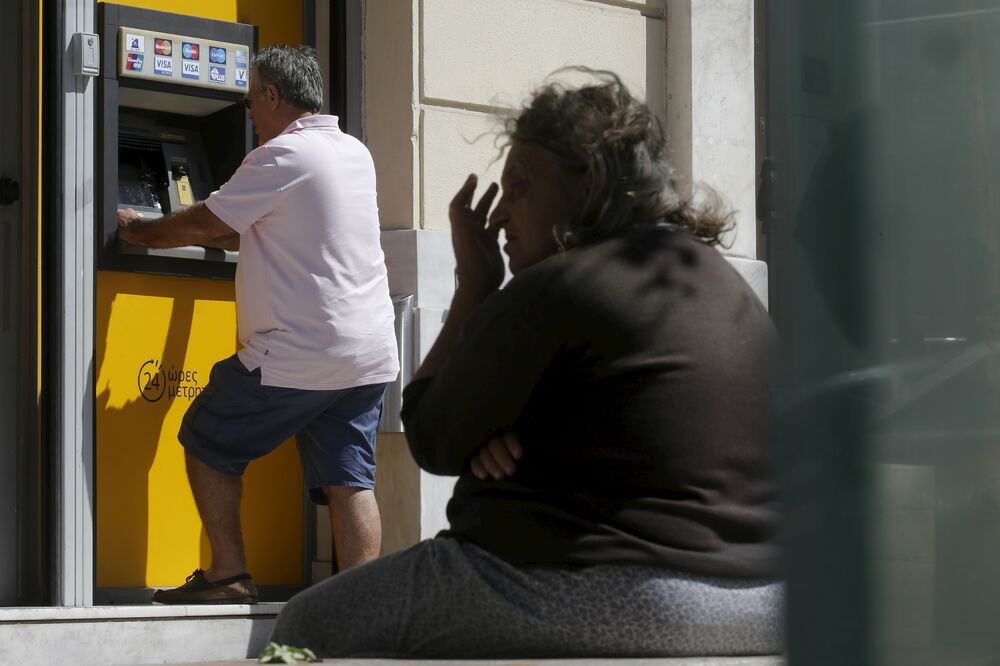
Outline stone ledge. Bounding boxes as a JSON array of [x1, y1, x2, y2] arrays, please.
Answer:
[[0, 606, 279, 665], [162, 656, 785, 666], [0, 603, 282, 623]]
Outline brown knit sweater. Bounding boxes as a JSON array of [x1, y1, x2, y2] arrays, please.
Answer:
[[401, 225, 779, 579]]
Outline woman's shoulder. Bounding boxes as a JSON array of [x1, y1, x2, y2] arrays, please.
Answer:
[[528, 224, 709, 280], [499, 224, 735, 309]]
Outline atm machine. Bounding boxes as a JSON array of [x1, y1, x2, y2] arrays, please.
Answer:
[[94, 4, 306, 602], [98, 3, 252, 277]]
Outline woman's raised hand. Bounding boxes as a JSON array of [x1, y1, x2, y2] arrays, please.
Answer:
[[449, 174, 502, 299]]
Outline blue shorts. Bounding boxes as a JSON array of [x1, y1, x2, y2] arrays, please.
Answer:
[[178, 354, 387, 505]]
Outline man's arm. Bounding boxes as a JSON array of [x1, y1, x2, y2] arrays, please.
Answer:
[[117, 202, 237, 249]]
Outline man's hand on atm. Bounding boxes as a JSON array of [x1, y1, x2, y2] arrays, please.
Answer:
[[116, 203, 239, 250], [116, 208, 147, 245]]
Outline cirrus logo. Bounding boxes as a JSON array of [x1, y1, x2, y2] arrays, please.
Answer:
[[182, 42, 199, 60]]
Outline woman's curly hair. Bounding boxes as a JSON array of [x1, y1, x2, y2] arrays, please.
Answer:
[[504, 69, 732, 248]]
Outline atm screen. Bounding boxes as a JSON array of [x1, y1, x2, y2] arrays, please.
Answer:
[[118, 144, 166, 212]]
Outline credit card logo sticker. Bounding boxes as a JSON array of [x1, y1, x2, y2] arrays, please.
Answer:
[[125, 53, 144, 72], [181, 60, 200, 80], [209, 47, 226, 64], [235, 50, 248, 68], [235, 68, 247, 87], [154, 56, 173, 76], [125, 33, 145, 53], [154, 39, 172, 56], [209, 65, 226, 84], [182, 42, 200, 60]]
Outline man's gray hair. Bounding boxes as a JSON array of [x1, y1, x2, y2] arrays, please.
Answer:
[[251, 45, 323, 113]]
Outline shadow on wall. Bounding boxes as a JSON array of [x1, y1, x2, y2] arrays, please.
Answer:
[[95, 271, 303, 591], [95, 273, 199, 589]]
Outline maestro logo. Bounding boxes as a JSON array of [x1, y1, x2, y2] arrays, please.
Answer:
[[182, 42, 200, 60]]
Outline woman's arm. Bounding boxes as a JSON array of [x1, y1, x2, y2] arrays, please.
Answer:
[[402, 261, 561, 476], [413, 174, 500, 381], [404, 175, 562, 476]]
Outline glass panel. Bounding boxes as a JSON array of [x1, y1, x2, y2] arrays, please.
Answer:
[[767, 1, 1000, 664]]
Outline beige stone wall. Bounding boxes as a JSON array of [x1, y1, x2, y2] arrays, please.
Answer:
[[666, 0, 757, 257], [366, 0, 667, 233], [364, 0, 419, 231]]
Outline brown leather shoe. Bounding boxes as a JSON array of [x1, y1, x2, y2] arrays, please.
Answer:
[[152, 569, 258, 605]]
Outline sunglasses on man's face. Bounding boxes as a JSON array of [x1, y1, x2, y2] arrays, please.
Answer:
[[244, 89, 277, 110]]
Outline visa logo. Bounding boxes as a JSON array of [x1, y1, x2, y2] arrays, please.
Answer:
[[154, 56, 173, 75], [181, 61, 200, 79]]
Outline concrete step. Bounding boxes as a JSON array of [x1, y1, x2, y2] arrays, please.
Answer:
[[0, 604, 279, 665], [0, 605, 783, 666]]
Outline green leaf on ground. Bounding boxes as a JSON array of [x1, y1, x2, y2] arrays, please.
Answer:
[[258, 641, 319, 664]]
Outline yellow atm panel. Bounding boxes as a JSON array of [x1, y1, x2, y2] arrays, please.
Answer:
[[94, 3, 304, 600], [96, 273, 303, 590]]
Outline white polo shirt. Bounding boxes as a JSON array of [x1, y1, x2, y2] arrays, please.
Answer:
[[206, 115, 399, 390]]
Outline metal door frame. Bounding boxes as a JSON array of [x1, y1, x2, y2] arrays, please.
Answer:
[[44, 0, 96, 607]]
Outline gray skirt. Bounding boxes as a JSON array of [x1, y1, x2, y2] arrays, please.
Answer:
[[269, 537, 783, 659]]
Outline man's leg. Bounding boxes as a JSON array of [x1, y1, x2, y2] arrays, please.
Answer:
[[324, 486, 381, 571], [186, 451, 248, 580]]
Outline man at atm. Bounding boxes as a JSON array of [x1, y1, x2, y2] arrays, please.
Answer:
[[117, 45, 400, 605]]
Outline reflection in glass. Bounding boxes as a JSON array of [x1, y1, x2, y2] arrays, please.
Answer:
[[767, 1, 1000, 664]]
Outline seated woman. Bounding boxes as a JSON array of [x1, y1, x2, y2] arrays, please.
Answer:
[[269, 71, 781, 658]]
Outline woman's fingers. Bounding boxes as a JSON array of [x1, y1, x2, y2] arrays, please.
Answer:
[[470, 433, 524, 481], [500, 432, 524, 461], [470, 457, 489, 481], [480, 443, 507, 480], [473, 182, 499, 221], [450, 176, 497, 230], [449, 174, 478, 214], [488, 437, 518, 475]]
